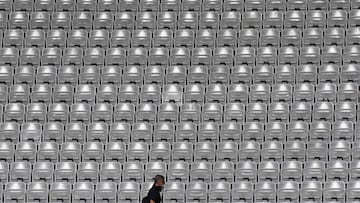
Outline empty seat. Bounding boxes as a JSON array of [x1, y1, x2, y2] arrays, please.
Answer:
[[60, 141, 82, 162], [255, 181, 276, 202], [109, 123, 130, 143], [70, 103, 91, 123], [145, 162, 166, 182], [239, 141, 261, 161], [79, 66, 101, 84], [27, 182, 48, 203], [4, 182, 26, 202], [10, 162, 31, 182], [77, 162, 99, 183], [114, 102, 135, 123], [100, 162, 121, 183], [281, 161, 302, 182], [190, 161, 212, 183], [32, 162, 54, 183], [172, 142, 193, 162], [232, 181, 254, 202], [82, 142, 104, 162], [37, 142, 58, 163], [278, 181, 300, 203], [186, 182, 208, 202], [118, 182, 140, 202], [213, 161, 234, 182], [122, 162, 144, 182], [72, 182, 94, 203], [150, 142, 171, 162], [307, 141, 328, 161], [50, 182, 71, 202], [209, 182, 231, 202], [0, 142, 14, 162]]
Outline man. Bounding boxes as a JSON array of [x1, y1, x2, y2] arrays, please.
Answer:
[[142, 175, 165, 203]]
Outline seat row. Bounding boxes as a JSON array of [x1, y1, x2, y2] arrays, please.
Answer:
[[3, 65, 360, 87], [1, 46, 360, 66], [3, 28, 360, 49], [2, 120, 360, 143], [2, 82, 360, 103], [2, 159, 360, 183], [1, 0, 357, 12], [1, 180, 358, 203], [0, 140, 359, 163], [2, 9, 360, 31], [2, 64, 360, 86], [1, 101, 360, 124]]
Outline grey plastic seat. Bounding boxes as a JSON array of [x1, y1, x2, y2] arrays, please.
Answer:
[[114, 103, 135, 123], [0, 142, 14, 162], [227, 84, 248, 104], [202, 103, 222, 122], [306, 10, 326, 28], [158, 103, 178, 123], [20, 122, 42, 142], [282, 28, 301, 47], [326, 160, 348, 181], [213, 47, 233, 66], [172, 142, 193, 162], [36, 66, 57, 86], [221, 12, 240, 29], [32, 162, 54, 183], [48, 103, 69, 123], [27, 182, 48, 203], [72, 182, 94, 203], [285, 10, 304, 29], [271, 84, 292, 104], [46, 30, 66, 48], [235, 47, 256, 65], [41, 48, 61, 66], [100, 162, 121, 182], [209, 182, 231, 203], [154, 122, 173, 142], [79, 65, 101, 84], [330, 140, 351, 161], [335, 101, 356, 121], [70, 103, 91, 123], [84, 48, 105, 66], [127, 142, 149, 162], [153, 30, 173, 48], [260, 28, 280, 47], [118, 182, 140, 202], [26, 103, 47, 123], [213, 161, 234, 182], [150, 142, 171, 162], [254, 181, 276, 202], [62, 48, 83, 66], [10, 162, 31, 182], [95, 182, 117, 203], [166, 66, 186, 84], [136, 11, 155, 30], [60, 142, 82, 162], [324, 181, 346, 203], [347, 181, 360, 202], [75, 84, 96, 104], [261, 141, 283, 161], [163, 182, 185, 203], [307, 141, 328, 161], [190, 161, 212, 182], [284, 141, 306, 161], [232, 182, 253, 203], [51, 12, 71, 29], [281, 161, 303, 182], [217, 29, 237, 48], [310, 121, 332, 141], [258, 160, 280, 182], [196, 29, 216, 48], [9, 11, 29, 29], [109, 122, 130, 143], [122, 162, 144, 182], [313, 101, 334, 121], [278, 181, 300, 203], [174, 31, 194, 50], [0, 48, 19, 66], [265, 122, 286, 141], [239, 141, 261, 161], [4, 182, 26, 203], [242, 11, 262, 29], [178, 12, 198, 29], [104, 142, 126, 163], [0, 66, 13, 85], [161, 0, 180, 12], [194, 142, 215, 162], [131, 122, 153, 143], [246, 102, 267, 122], [4, 103, 26, 123], [167, 161, 189, 183], [96, 85, 117, 104], [180, 103, 201, 123], [29, 12, 50, 29], [77, 162, 99, 182], [55, 161, 77, 182], [87, 122, 109, 142], [170, 47, 191, 66], [278, 47, 299, 66], [0, 85, 8, 104], [77, 0, 97, 12], [332, 121, 354, 141], [9, 84, 30, 104], [186, 182, 208, 202], [4, 30, 24, 48], [192, 47, 212, 66], [230, 65, 251, 85], [263, 11, 283, 28], [338, 83, 358, 102], [49, 182, 71, 203], [145, 162, 166, 182], [15, 141, 37, 162], [72, 12, 92, 30], [157, 12, 176, 30], [43, 122, 64, 143], [250, 84, 270, 103], [174, 122, 196, 143], [37, 142, 58, 163], [82, 142, 104, 162], [206, 83, 226, 104]]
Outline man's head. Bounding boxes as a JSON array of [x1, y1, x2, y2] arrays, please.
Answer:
[[153, 175, 165, 188]]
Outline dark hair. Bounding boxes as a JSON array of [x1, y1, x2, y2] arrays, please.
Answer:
[[153, 175, 165, 183]]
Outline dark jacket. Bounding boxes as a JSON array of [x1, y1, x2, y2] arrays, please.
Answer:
[[142, 184, 162, 203]]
